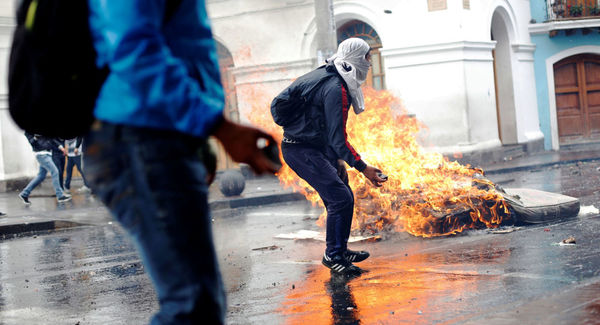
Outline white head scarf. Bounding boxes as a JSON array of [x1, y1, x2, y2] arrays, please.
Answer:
[[326, 38, 371, 114]]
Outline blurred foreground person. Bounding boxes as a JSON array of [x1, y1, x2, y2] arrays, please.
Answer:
[[278, 38, 388, 276], [84, 1, 277, 324]]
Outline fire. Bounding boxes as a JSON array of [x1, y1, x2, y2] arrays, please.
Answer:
[[246, 86, 510, 237]]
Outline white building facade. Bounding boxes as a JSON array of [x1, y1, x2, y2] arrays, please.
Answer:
[[0, 1, 39, 189], [0, 0, 545, 185], [208, 0, 544, 155]]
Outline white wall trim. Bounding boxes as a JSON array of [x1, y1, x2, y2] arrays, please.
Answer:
[[529, 18, 600, 35], [512, 43, 536, 62], [546, 45, 600, 150], [231, 59, 313, 86], [0, 16, 14, 35], [333, 1, 381, 36], [486, 0, 519, 41], [382, 41, 496, 68], [209, 2, 311, 20]]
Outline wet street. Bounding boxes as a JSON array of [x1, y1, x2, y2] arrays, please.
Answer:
[[1, 160, 600, 324]]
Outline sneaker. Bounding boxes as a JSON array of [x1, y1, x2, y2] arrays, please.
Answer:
[[57, 195, 72, 203], [322, 253, 363, 275], [77, 186, 91, 193], [345, 249, 370, 263], [19, 193, 31, 205], [63, 188, 71, 195]]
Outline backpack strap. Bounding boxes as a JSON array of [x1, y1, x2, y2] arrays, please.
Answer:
[[303, 69, 340, 104]]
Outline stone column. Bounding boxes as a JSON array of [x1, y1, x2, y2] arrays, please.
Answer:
[[314, 0, 337, 65]]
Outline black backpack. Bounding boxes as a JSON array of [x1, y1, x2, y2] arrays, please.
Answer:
[[8, 0, 181, 139], [270, 65, 339, 128]]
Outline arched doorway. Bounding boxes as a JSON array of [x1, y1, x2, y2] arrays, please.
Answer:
[[214, 41, 239, 170], [216, 42, 239, 123], [337, 20, 385, 90], [554, 54, 600, 144], [491, 9, 517, 145]]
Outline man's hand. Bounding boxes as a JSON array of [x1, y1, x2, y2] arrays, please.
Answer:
[[337, 159, 348, 184], [213, 118, 279, 175], [362, 165, 387, 187]]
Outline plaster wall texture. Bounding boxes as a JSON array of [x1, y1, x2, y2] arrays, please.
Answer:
[[0, 0, 549, 182], [0, 2, 39, 182], [208, 0, 542, 151]]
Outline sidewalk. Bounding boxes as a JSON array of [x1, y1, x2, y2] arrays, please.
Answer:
[[1, 142, 600, 236]]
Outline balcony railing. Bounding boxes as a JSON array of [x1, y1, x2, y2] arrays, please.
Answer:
[[547, 0, 600, 20]]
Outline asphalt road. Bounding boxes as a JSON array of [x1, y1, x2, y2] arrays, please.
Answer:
[[1, 160, 600, 324]]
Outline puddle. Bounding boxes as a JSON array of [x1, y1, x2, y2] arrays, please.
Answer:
[[0, 220, 90, 239]]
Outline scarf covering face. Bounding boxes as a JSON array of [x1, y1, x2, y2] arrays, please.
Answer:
[[326, 38, 371, 114]]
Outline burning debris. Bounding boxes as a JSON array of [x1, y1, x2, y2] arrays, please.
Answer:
[[247, 87, 580, 237]]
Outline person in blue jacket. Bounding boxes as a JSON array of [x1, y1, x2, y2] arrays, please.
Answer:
[[84, 1, 278, 324], [280, 38, 388, 276]]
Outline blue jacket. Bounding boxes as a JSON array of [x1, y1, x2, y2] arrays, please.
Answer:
[[87, 0, 224, 137]]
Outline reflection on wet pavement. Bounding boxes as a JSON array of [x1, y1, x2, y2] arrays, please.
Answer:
[[0, 225, 156, 324], [278, 213, 600, 324], [1, 161, 600, 324]]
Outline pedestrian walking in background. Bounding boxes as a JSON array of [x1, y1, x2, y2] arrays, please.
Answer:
[[19, 132, 72, 204], [83, 1, 278, 324], [278, 38, 388, 276], [64, 137, 89, 194], [51, 137, 66, 190]]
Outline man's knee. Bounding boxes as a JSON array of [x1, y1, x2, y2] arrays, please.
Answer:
[[324, 188, 354, 212]]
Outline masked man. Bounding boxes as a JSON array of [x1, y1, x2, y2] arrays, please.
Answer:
[[280, 38, 388, 276]]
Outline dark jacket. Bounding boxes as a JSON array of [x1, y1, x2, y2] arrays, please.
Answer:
[[283, 64, 366, 171], [25, 132, 61, 153]]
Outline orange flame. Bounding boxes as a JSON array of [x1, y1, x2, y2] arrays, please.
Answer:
[[246, 86, 510, 237]]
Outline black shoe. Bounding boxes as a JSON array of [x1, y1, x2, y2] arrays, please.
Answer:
[[19, 193, 31, 205], [57, 195, 72, 203], [322, 253, 363, 275], [345, 249, 370, 263]]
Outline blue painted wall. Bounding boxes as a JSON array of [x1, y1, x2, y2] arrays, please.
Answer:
[[529, 2, 600, 149], [531, 32, 600, 149]]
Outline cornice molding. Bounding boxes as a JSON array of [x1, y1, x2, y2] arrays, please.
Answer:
[[529, 18, 600, 35], [231, 59, 314, 86], [382, 41, 496, 68]]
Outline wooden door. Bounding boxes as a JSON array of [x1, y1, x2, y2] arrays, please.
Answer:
[[554, 54, 600, 143]]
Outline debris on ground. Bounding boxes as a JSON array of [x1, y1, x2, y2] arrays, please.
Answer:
[[274, 229, 380, 243], [578, 205, 599, 216], [487, 226, 523, 234], [560, 236, 576, 245], [252, 245, 280, 251]]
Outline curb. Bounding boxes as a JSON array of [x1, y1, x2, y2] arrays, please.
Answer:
[[484, 156, 600, 175], [209, 192, 306, 210], [0, 220, 90, 239]]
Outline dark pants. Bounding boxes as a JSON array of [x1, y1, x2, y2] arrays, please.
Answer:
[[83, 122, 225, 325], [65, 155, 89, 190], [52, 150, 65, 190], [281, 143, 354, 258]]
